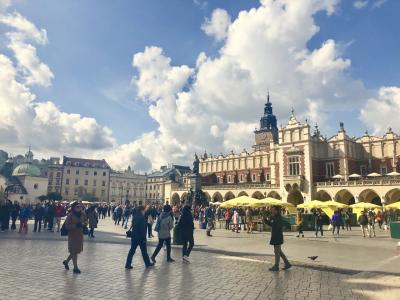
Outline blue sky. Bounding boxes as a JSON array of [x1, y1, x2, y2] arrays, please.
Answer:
[[0, 0, 399, 169], [9, 0, 397, 143]]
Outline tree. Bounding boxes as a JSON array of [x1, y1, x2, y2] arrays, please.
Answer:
[[47, 192, 62, 201], [81, 193, 98, 202]]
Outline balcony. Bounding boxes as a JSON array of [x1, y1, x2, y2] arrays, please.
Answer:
[[202, 182, 279, 190], [283, 175, 305, 192]]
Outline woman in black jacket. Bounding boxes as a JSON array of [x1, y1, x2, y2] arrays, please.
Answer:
[[178, 205, 194, 263], [265, 206, 291, 272]]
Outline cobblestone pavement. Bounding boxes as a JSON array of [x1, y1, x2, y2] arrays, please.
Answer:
[[0, 235, 399, 300]]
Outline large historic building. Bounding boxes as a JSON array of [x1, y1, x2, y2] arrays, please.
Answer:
[[59, 157, 111, 203], [168, 95, 400, 207], [110, 167, 146, 205]]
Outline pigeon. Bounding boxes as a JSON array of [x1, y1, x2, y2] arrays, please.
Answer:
[[308, 256, 318, 261]]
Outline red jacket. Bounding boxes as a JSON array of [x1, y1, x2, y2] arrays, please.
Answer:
[[55, 205, 65, 218]]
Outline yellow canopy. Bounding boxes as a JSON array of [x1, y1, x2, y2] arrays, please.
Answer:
[[385, 201, 400, 210], [323, 200, 349, 208], [297, 200, 327, 209], [350, 202, 381, 209], [220, 196, 259, 208], [252, 197, 294, 207]]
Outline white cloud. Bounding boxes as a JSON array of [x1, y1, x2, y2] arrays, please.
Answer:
[[360, 87, 400, 135], [0, 8, 115, 157], [353, 0, 368, 9], [201, 8, 231, 42], [108, 0, 377, 171], [372, 0, 387, 8]]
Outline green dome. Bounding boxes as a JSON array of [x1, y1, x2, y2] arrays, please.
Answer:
[[12, 163, 41, 177]]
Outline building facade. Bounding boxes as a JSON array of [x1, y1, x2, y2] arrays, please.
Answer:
[[60, 156, 111, 203], [110, 167, 146, 205], [169, 96, 400, 207]]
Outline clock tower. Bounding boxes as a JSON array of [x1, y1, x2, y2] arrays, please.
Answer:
[[254, 93, 279, 150]]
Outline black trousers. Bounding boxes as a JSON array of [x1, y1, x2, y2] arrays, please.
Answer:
[[147, 223, 152, 238], [89, 227, 95, 237], [125, 239, 151, 267], [34, 218, 42, 232], [182, 233, 194, 257], [225, 220, 230, 230], [47, 217, 54, 230], [11, 216, 17, 229], [345, 220, 351, 230], [1, 217, 9, 231], [152, 238, 171, 260]]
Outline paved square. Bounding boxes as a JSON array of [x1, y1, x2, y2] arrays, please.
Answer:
[[0, 219, 399, 300]]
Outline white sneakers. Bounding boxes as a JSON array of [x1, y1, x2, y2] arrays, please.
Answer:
[[182, 256, 190, 263]]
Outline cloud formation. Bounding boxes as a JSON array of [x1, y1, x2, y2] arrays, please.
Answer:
[[201, 8, 231, 41], [0, 8, 115, 156]]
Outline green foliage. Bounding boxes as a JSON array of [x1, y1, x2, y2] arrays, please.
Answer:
[[47, 192, 62, 201]]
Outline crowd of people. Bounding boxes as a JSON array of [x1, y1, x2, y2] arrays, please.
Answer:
[[1, 197, 399, 275]]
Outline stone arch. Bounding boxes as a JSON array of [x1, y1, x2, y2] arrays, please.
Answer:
[[267, 191, 281, 200], [287, 190, 304, 206], [204, 192, 211, 203], [315, 190, 332, 201], [385, 188, 400, 204], [181, 192, 188, 204], [212, 192, 223, 202], [238, 191, 249, 197], [335, 189, 355, 205], [252, 191, 264, 199], [224, 191, 235, 201], [171, 193, 180, 205], [359, 189, 381, 205]]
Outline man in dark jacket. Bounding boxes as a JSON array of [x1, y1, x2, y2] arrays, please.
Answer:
[[10, 201, 20, 230], [178, 205, 195, 263], [265, 206, 291, 271], [125, 206, 154, 269], [33, 203, 44, 232]]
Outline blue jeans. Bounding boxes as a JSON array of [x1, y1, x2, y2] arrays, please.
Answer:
[[125, 239, 151, 267]]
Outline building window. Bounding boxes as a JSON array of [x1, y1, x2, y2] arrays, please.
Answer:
[[56, 172, 61, 177], [252, 174, 256, 182], [381, 165, 388, 175], [266, 173, 270, 181], [228, 175, 231, 183], [239, 174, 243, 182], [33, 183, 38, 189], [325, 162, 335, 178], [84, 179, 88, 186], [65, 188, 69, 195], [103, 171, 106, 176], [67, 169, 70, 174], [75, 179, 79, 185], [102, 181, 106, 187], [74, 188, 78, 195], [288, 156, 300, 176], [85, 171, 89, 175], [76, 170, 79, 175], [66, 179, 70, 185], [101, 190, 105, 196], [94, 171, 97, 176], [360, 165, 367, 176]]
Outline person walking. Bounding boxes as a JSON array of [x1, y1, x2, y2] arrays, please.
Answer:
[[224, 209, 231, 230], [178, 204, 195, 263], [115, 205, 123, 225], [54, 202, 65, 233], [331, 210, 341, 236], [125, 206, 154, 269], [145, 205, 155, 238], [246, 207, 254, 234], [33, 203, 44, 232], [63, 202, 87, 274], [314, 210, 324, 237], [295, 211, 304, 238], [86, 205, 98, 238], [344, 210, 352, 231], [205, 205, 215, 237], [10, 201, 20, 230], [265, 206, 291, 271], [358, 211, 369, 238], [232, 209, 240, 233], [47, 202, 55, 232], [18, 204, 30, 234], [367, 211, 376, 238], [151, 205, 174, 263], [0, 200, 10, 232]]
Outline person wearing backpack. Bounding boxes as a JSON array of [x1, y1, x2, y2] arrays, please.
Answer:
[[150, 205, 174, 263], [205, 206, 214, 237], [358, 211, 369, 238]]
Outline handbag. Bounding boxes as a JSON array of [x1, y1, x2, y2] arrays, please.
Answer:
[[60, 222, 68, 236], [126, 229, 132, 238]]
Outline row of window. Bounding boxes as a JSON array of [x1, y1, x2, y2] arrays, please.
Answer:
[[48, 171, 61, 178], [64, 188, 106, 196], [217, 173, 271, 184], [66, 169, 107, 176], [65, 179, 106, 186]]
